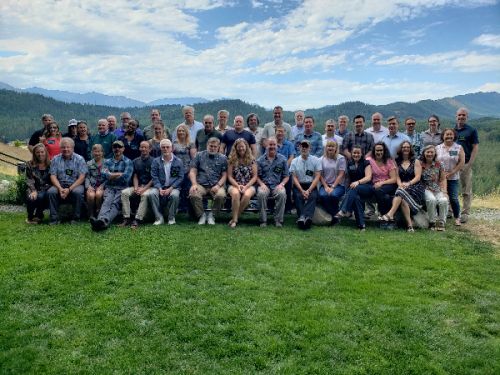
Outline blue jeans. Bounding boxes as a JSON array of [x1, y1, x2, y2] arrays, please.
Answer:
[[319, 185, 345, 217], [447, 179, 460, 218], [374, 183, 397, 215], [293, 183, 318, 219], [341, 183, 374, 228]]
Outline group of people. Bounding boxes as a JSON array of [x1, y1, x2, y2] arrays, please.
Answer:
[[24, 105, 479, 231]]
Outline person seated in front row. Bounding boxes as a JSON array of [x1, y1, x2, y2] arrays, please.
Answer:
[[85, 144, 106, 218], [290, 139, 322, 230], [149, 139, 185, 225], [256, 137, 289, 227], [90, 140, 133, 231], [189, 137, 228, 225], [368, 142, 397, 218], [380, 141, 424, 232], [336, 146, 373, 231], [119, 141, 154, 228], [420, 145, 449, 231], [227, 139, 257, 228], [25, 143, 51, 224], [318, 140, 346, 224], [47, 137, 87, 225]]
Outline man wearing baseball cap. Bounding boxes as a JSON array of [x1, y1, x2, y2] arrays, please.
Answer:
[[63, 119, 78, 138]]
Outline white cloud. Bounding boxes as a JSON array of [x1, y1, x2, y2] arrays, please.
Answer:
[[475, 82, 500, 92], [376, 51, 500, 72], [473, 34, 500, 48]]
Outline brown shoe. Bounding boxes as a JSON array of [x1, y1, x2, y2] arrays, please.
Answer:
[[117, 218, 131, 227]]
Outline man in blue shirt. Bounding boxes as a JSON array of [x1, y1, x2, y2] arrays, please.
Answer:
[[256, 137, 289, 227], [381, 116, 410, 158], [294, 116, 323, 157], [454, 107, 479, 223], [220, 115, 256, 156], [48, 137, 88, 224], [90, 140, 133, 231]]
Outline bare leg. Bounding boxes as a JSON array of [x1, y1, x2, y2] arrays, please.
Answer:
[[95, 190, 104, 214], [230, 189, 241, 224], [87, 190, 96, 216], [386, 196, 402, 219], [401, 200, 412, 228], [238, 189, 255, 216]]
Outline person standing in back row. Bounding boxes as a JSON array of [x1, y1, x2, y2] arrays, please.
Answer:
[[454, 107, 479, 223]]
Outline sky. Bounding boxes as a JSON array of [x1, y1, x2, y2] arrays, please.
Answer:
[[1, 0, 499, 109]]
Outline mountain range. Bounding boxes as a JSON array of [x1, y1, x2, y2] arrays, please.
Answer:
[[0, 82, 208, 108]]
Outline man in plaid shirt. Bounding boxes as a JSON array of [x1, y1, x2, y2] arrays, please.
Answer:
[[90, 140, 133, 231]]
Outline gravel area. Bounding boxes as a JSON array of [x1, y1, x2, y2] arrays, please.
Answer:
[[0, 204, 24, 213], [470, 208, 500, 222]]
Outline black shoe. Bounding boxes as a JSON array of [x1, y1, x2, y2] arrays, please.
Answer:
[[304, 217, 312, 230], [97, 219, 107, 230], [117, 218, 131, 227], [90, 216, 99, 231], [297, 216, 305, 230]]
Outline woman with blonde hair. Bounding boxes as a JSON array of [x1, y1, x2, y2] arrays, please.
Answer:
[[318, 140, 346, 223], [85, 144, 106, 218], [227, 138, 257, 228], [173, 124, 197, 212], [25, 143, 51, 223]]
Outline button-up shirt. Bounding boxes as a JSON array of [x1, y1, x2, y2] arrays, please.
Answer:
[[257, 153, 289, 190], [421, 130, 442, 148], [381, 132, 410, 158], [342, 131, 374, 156], [294, 132, 324, 157], [366, 126, 389, 144], [190, 151, 228, 187], [405, 131, 423, 156], [103, 155, 133, 190], [49, 152, 88, 187]]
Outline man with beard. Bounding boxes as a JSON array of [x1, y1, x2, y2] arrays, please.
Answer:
[[189, 137, 227, 225], [120, 119, 145, 160], [90, 140, 133, 231], [195, 114, 222, 152]]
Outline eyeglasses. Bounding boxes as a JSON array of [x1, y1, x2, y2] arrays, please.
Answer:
[[112, 145, 124, 149], [406, 122, 416, 126]]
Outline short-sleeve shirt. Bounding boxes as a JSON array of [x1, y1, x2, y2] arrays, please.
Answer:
[[257, 153, 289, 190], [420, 130, 442, 148], [191, 151, 228, 187], [368, 158, 396, 184], [195, 129, 222, 152], [342, 131, 374, 156], [262, 122, 293, 141], [86, 159, 105, 189], [29, 128, 45, 147], [49, 153, 88, 187], [120, 133, 145, 161], [277, 140, 295, 160], [436, 142, 463, 180], [294, 132, 323, 157], [221, 130, 256, 156], [421, 161, 443, 193], [290, 155, 322, 184], [321, 155, 346, 185], [405, 132, 423, 157], [454, 124, 479, 163], [346, 159, 370, 184], [133, 156, 153, 186], [231, 160, 255, 186]]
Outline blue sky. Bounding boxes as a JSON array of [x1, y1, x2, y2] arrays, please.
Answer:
[[0, 0, 499, 109]]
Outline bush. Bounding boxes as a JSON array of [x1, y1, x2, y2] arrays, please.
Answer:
[[0, 174, 26, 204]]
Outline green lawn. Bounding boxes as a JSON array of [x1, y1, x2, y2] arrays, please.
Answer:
[[0, 213, 498, 374]]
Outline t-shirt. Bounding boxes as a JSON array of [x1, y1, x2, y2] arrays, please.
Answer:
[[320, 155, 346, 185], [221, 130, 256, 156], [454, 124, 479, 163], [290, 155, 322, 184], [368, 158, 396, 184]]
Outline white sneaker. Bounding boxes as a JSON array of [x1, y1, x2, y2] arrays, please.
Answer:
[[198, 213, 207, 225], [168, 218, 176, 225], [207, 212, 215, 225], [153, 217, 164, 225]]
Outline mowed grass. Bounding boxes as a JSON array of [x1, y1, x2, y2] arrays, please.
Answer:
[[0, 212, 498, 374]]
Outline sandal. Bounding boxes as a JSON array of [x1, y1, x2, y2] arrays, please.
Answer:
[[379, 214, 393, 222], [454, 218, 461, 226], [407, 226, 414, 232], [228, 220, 237, 228]]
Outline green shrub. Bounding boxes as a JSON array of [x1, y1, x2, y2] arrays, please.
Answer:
[[0, 174, 26, 204]]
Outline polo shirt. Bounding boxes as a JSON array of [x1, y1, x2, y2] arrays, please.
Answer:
[[454, 124, 479, 163], [290, 155, 322, 184]]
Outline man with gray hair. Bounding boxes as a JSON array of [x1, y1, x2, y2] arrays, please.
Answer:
[[149, 139, 185, 225], [47, 137, 87, 224], [173, 105, 204, 142], [189, 137, 228, 225], [291, 110, 305, 139], [106, 115, 117, 132], [90, 118, 117, 158]]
